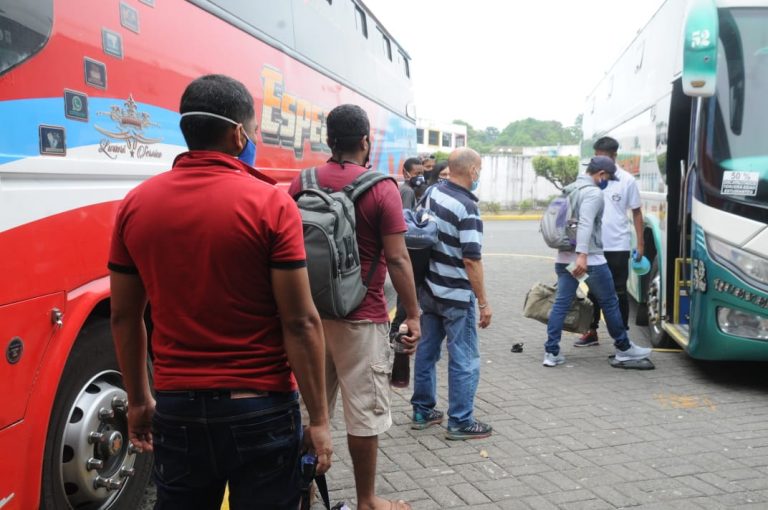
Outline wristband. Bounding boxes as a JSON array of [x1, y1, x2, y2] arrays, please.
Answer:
[[478, 303, 488, 309]]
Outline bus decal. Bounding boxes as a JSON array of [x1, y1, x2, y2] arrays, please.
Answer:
[[713, 279, 768, 310], [95, 95, 163, 160], [260, 65, 330, 159]]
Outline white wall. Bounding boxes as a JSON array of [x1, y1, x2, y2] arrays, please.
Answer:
[[476, 154, 562, 208]]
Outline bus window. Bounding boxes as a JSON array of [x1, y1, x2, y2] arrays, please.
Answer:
[[209, 0, 295, 46], [0, 0, 53, 76], [399, 50, 410, 77], [354, 4, 367, 38], [378, 28, 392, 61]]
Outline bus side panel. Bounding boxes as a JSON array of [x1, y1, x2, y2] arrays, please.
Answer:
[[0, 293, 65, 429], [0, 279, 112, 510]]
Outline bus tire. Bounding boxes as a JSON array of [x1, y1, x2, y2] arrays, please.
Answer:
[[646, 258, 674, 348], [40, 319, 152, 510]]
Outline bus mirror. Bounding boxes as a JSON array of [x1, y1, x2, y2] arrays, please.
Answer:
[[682, 0, 719, 97]]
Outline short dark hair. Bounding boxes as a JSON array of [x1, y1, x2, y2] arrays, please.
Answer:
[[179, 74, 255, 150], [427, 160, 449, 185], [403, 157, 422, 173], [593, 136, 619, 153], [326, 104, 370, 153]]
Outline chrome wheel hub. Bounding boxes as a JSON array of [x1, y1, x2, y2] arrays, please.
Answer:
[[58, 370, 137, 509]]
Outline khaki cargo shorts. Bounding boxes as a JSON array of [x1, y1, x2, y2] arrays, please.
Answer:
[[321, 319, 393, 437]]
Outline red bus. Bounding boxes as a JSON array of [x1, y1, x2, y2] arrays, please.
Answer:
[[0, 1, 416, 508]]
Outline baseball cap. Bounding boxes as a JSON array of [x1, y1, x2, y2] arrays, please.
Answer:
[[585, 156, 618, 180]]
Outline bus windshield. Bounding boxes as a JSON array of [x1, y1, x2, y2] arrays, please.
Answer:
[[701, 8, 768, 210], [0, 0, 53, 76]]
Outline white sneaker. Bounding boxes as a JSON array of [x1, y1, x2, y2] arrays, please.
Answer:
[[615, 342, 652, 362], [543, 352, 566, 367]]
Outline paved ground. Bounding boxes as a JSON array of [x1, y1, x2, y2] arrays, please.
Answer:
[[140, 221, 768, 509]]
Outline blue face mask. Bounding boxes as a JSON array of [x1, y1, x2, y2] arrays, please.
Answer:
[[470, 169, 480, 191], [238, 130, 257, 166], [179, 110, 257, 166], [598, 179, 609, 190]]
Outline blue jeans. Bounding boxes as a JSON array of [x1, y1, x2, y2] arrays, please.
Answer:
[[411, 289, 480, 429], [546, 263, 631, 355], [152, 390, 302, 510]]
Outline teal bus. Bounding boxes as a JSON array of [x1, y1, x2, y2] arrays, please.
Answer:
[[582, 0, 768, 359]]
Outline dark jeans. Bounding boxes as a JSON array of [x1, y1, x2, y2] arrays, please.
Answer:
[[412, 289, 479, 429], [152, 390, 302, 510], [588, 251, 630, 330], [547, 263, 631, 355]]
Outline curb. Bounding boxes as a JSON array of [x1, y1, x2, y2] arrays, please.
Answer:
[[481, 214, 542, 221]]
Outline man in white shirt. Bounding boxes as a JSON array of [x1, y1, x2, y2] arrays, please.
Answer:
[[576, 137, 644, 347]]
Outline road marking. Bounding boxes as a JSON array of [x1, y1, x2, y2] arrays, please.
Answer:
[[221, 486, 229, 510], [655, 393, 716, 411], [653, 348, 684, 353]]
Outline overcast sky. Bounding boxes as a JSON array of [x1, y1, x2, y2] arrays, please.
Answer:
[[364, 0, 666, 130]]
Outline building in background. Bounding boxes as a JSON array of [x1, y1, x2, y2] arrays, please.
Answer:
[[416, 119, 467, 156]]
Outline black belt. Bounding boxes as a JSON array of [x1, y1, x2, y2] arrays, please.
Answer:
[[156, 389, 281, 399]]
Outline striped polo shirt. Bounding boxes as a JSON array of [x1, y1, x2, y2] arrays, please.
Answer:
[[423, 181, 483, 308]]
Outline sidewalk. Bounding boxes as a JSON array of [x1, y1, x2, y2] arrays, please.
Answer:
[[313, 240, 768, 509]]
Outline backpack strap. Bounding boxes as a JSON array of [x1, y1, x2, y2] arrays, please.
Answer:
[[343, 170, 396, 202], [567, 183, 596, 222], [343, 170, 397, 289], [300, 167, 318, 191], [315, 474, 332, 509], [416, 183, 436, 210]]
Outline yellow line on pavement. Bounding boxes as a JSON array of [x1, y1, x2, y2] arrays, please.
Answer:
[[221, 486, 230, 510], [652, 348, 684, 353]]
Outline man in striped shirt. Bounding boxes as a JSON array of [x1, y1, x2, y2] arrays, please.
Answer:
[[410, 148, 493, 440]]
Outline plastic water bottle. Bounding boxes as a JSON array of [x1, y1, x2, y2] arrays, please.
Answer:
[[390, 324, 410, 388]]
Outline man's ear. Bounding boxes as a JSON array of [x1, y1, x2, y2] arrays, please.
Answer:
[[232, 125, 245, 154]]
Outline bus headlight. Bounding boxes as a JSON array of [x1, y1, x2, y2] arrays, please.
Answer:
[[707, 236, 768, 289], [717, 307, 768, 340]]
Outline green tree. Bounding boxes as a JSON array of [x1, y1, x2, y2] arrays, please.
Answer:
[[531, 155, 580, 190], [433, 150, 450, 162]]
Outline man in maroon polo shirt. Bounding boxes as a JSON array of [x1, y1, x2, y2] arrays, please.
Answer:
[[108, 74, 331, 509], [289, 104, 420, 510]]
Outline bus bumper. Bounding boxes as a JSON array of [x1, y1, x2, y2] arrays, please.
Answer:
[[687, 224, 768, 360]]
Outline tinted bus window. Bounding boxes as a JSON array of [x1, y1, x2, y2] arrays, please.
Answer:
[[209, 0, 295, 46], [0, 0, 53, 75]]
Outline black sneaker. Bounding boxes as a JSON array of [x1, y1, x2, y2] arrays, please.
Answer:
[[411, 409, 444, 430], [445, 420, 492, 440], [574, 329, 599, 347]]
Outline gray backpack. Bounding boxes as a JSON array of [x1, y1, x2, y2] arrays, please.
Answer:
[[295, 167, 395, 318], [540, 184, 590, 251]]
